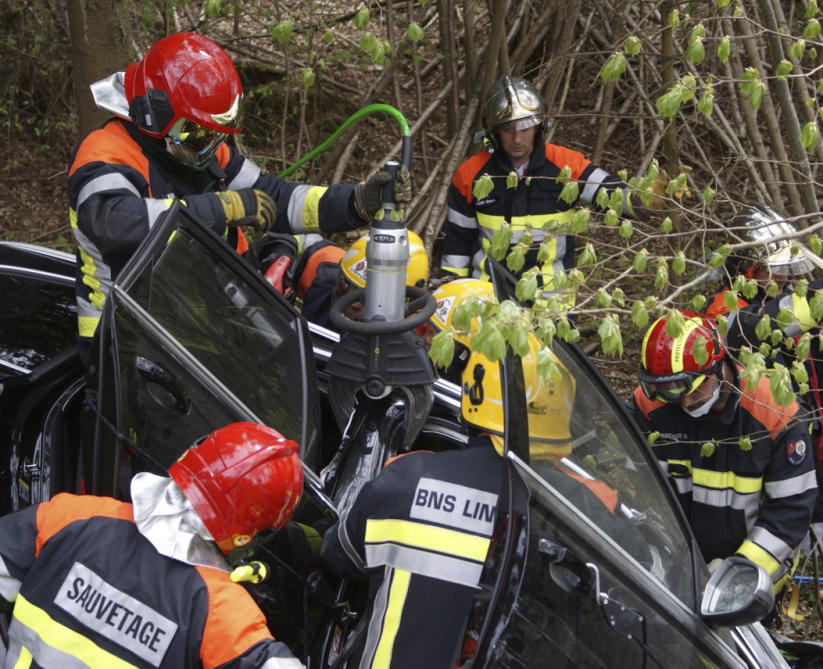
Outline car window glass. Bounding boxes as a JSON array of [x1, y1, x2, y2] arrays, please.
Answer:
[[523, 342, 696, 606], [0, 274, 75, 373], [122, 227, 315, 451]]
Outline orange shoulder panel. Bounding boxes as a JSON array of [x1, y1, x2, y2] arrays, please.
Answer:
[[68, 122, 149, 181], [543, 144, 592, 180], [556, 466, 619, 513], [739, 374, 799, 440], [196, 566, 274, 669], [452, 152, 493, 203], [705, 289, 748, 319], [215, 143, 231, 169], [632, 386, 662, 419], [36, 493, 133, 557], [298, 245, 346, 299]]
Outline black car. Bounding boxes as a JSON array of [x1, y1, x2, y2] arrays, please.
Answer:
[[0, 203, 793, 667]]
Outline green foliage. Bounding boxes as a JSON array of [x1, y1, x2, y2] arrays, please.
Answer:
[[625, 36, 642, 56], [700, 442, 716, 458], [601, 53, 628, 82], [428, 331, 455, 369], [717, 36, 731, 62], [407, 22, 424, 42], [355, 7, 370, 28], [473, 174, 494, 200], [802, 122, 820, 152], [598, 314, 624, 357], [740, 68, 765, 110], [270, 20, 293, 44]]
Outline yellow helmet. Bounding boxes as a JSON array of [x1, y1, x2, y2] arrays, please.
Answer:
[[461, 336, 576, 458], [430, 279, 496, 347], [340, 230, 429, 289]]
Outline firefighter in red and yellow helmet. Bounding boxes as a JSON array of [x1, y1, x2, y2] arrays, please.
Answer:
[[69, 32, 409, 365], [632, 310, 817, 594], [0, 422, 305, 668]]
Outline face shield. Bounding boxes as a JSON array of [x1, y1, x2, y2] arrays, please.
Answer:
[[166, 117, 229, 169], [636, 367, 713, 404]]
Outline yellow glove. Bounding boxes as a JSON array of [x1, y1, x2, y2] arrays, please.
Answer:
[[214, 189, 277, 234]]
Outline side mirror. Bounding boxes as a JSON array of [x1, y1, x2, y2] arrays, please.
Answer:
[[700, 555, 774, 626]]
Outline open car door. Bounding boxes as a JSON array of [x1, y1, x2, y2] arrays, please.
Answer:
[[467, 262, 787, 668]]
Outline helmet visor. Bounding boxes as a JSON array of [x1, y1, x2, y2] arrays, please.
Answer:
[[637, 369, 708, 403], [167, 118, 227, 167], [495, 115, 542, 133]]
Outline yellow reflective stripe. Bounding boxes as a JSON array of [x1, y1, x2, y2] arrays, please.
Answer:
[[793, 294, 815, 332], [12, 646, 32, 669], [441, 265, 470, 277], [737, 540, 780, 577], [667, 460, 763, 494], [476, 210, 571, 232], [364, 519, 489, 562], [77, 316, 100, 338], [13, 594, 137, 669], [372, 569, 410, 669], [69, 209, 78, 229], [670, 316, 704, 373], [301, 186, 327, 232]]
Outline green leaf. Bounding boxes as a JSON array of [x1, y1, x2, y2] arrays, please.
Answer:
[[672, 251, 686, 274], [792, 39, 807, 61], [428, 331, 455, 369], [559, 180, 579, 205], [633, 249, 649, 272], [692, 294, 707, 311], [270, 19, 294, 44], [738, 437, 752, 452], [808, 0, 820, 19], [205, 0, 223, 18], [775, 59, 793, 80], [452, 297, 482, 331], [755, 314, 772, 342], [717, 36, 731, 62], [703, 185, 716, 204], [668, 9, 680, 27], [693, 334, 710, 366], [717, 0, 730, 7], [322, 30, 334, 44], [619, 219, 633, 238], [407, 22, 424, 42], [723, 289, 740, 312], [598, 314, 624, 358], [516, 270, 539, 302], [472, 174, 494, 200], [604, 209, 619, 226], [489, 224, 513, 260], [660, 217, 673, 234], [804, 18, 821, 39], [802, 122, 820, 152], [700, 442, 716, 458], [647, 431, 661, 446], [811, 291, 823, 321], [509, 325, 530, 357], [600, 52, 627, 82], [506, 171, 519, 189], [769, 365, 796, 407], [301, 67, 315, 89], [665, 309, 686, 338], [578, 243, 597, 267], [557, 165, 572, 183], [797, 332, 812, 360], [596, 187, 610, 210], [698, 89, 714, 115], [687, 38, 705, 65], [506, 246, 526, 272], [811, 233, 822, 255], [355, 7, 370, 28], [654, 260, 669, 290], [570, 208, 590, 234], [656, 85, 683, 118], [793, 360, 810, 385], [625, 35, 642, 56], [631, 300, 649, 328], [740, 68, 765, 110], [596, 288, 613, 307]]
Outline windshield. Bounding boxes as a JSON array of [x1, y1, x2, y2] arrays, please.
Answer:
[[515, 341, 697, 607]]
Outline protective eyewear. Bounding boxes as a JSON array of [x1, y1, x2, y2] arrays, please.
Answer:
[[167, 118, 228, 165], [637, 370, 709, 404]]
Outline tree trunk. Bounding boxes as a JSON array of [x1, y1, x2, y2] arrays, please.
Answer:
[[67, 0, 133, 142]]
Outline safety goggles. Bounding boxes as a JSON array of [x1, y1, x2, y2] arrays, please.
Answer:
[[167, 118, 228, 167], [637, 369, 711, 404]]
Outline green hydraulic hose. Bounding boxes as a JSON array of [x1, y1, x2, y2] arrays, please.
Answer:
[[277, 103, 411, 178]]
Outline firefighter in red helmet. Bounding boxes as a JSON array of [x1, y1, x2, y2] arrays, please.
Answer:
[[0, 422, 305, 668], [632, 310, 816, 598], [70, 32, 409, 365]]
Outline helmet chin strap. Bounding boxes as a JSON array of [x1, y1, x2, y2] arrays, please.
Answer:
[[681, 376, 722, 418]]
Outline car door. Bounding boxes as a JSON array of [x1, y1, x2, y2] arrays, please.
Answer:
[[87, 202, 321, 495]]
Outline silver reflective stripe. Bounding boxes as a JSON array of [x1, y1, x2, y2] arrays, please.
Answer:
[[76, 173, 140, 209], [287, 185, 312, 233], [0, 555, 20, 602], [692, 486, 760, 513], [259, 652, 305, 668], [227, 158, 261, 190], [337, 509, 367, 573], [748, 526, 793, 562], [144, 199, 171, 229], [579, 167, 610, 204], [671, 477, 692, 494], [359, 566, 393, 669], [76, 295, 101, 320], [6, 617, 111, 669], [442, 254, 470, 269], [448, 208, 477, 229], [765, 470, 818, 499], [364, 543, 484, 588]]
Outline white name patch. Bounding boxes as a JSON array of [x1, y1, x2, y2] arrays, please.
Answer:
[[55, 562, 178, 667], [410, 477, 498, 535]]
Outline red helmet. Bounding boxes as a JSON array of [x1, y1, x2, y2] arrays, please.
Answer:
[[125, 32, 242, 167], [168, 422, 303, 555], [637, 311, 725, 403]]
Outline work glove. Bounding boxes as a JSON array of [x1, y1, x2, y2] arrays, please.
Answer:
[[214, 189, 277, 235], [648, 165, 692, 212], [353, 165, 413, 222]]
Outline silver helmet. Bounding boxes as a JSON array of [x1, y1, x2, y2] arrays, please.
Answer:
[[736, 204, 815, 276], [481, 76, 547, 134]]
